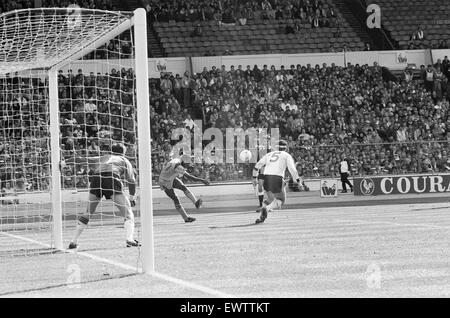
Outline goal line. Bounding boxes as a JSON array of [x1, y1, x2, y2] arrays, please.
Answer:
[[0, 230, 233, 298]]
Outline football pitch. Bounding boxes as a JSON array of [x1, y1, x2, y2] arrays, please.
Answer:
[[1, 192, 450, 298]]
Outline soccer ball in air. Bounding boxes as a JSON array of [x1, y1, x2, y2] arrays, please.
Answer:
[[239, 149, 252, 162]]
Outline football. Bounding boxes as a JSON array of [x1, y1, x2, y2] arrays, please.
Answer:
[[239, 149, 252, 162]]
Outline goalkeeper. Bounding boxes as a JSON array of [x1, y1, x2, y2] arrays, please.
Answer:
[[64, 143, 139, 249]]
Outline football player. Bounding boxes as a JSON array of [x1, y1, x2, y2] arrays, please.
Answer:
[[255, 165, 265, 211], [65, 142, 139, 249], [159, 157, 210, 223], [252, 140, 303, 224]]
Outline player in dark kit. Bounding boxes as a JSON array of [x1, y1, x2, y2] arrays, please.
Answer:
[[64, 143, 139, 249], [255, 165, 265, 211], [255, 141, 271, 211], [159, 157, 210, 223]]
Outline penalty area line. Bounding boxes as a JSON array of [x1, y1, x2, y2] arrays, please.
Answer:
[[0, 231, 234, 298]]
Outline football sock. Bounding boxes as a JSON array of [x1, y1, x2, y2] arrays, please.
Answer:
[[184, 190, 197, 205], [72, 216, 89, 244], [124, 219, 135, 242], [258, 195, 264, 207], [176, 205, 189, 220]]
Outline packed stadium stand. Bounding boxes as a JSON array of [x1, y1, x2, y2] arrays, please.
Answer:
[[153, 61, 450, 179], [2, 59, 450, 189], [1, 0, 450, 191]]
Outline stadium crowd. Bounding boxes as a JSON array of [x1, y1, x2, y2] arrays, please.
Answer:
[[0, 65, 137, 191], [1, 0, 131, 61], [405, 26, 449, 51], [2, 0, 450, 188], [154, 60, 450, 180], [142, 0, 338, 27], [2, 57, 450, 191], [0, 0, 114, 13], [0, 75, 51, 191]]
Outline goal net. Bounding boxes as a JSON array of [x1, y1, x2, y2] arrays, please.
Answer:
[[0, 7, 154, 280]]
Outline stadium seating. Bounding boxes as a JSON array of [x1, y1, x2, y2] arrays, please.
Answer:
[[366, 0, 450, 49], [152, 0, 367, 57]]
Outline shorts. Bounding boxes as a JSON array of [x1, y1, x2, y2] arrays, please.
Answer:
[[89, 173, 123, 199], [263, 175, 284, 193], [257, 173, 265, 181], [159, 177, 187, 192]]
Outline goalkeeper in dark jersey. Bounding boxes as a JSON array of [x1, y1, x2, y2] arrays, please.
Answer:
[[64, 143, 139, 249], [159, 157, 210, 223]]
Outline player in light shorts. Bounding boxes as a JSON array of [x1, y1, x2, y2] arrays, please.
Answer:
[[252, 140, 303, 224], [159, 157, 210, 223]]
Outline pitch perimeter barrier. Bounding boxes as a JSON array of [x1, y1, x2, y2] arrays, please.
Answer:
[[354, 174, 450, 196], [8, 48, 443, 79]]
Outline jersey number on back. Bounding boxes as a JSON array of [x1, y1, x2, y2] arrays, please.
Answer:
[[269, 151, 281, 162]]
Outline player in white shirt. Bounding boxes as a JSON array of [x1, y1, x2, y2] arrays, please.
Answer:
[[252, 140, 303, 224]]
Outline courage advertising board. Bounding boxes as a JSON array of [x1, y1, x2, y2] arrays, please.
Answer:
[[354, 175, 450, 196]]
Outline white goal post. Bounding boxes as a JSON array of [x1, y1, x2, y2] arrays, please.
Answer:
[[0, 8, 154, 273]]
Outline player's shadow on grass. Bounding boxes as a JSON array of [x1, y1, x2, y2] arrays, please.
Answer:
[[74, 246, 129, 253], [410, 206, 449, 211], [0, 247, 62, 258], [209, 223, 258, 229], [0, 272, 138, 297]]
